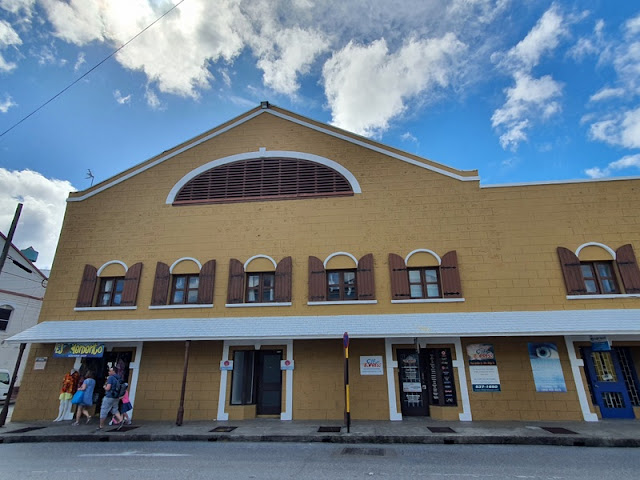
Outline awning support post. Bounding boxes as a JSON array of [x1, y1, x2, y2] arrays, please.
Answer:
[[176, 340, 191, 426], [0, 342, 26, 427]]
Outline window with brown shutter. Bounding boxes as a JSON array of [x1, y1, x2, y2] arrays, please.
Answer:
[[197, 259, 216, 304], [308, 256, 326, 302], [76, 264, 98, 307], [120, 262, 143, 306], [390, 250, 462, 301], [616, 244, 640, 294], [557, 247, 587, 295], [274, 256, 292, 302], [174, 158, 353, 205], [151, 262, 170, 305], [356, 253, 375, 300], [227, 259, 245, 304]]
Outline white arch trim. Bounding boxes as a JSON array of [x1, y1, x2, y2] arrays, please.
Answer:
[[405, 249, 442, 265], [323, 251, 358, 268], [575, 242, 616, 259], [97, 260, 128, 276], [244, 254, 278, 270], [165, 150, 362, 204], [169, 257, 202, 273]]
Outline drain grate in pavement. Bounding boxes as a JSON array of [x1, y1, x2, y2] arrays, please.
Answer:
[[6, 426, 46, 434], [210, 426, 237, 432], [341, 447, 386, 456], [428, 426, 456, 433], [107, 426, 140, 433], [541, 427, 578, 434], [318, 426, 341, 433]]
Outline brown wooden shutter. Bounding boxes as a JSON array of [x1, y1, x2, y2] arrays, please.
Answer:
[[440, 251, 462, 298], [557, 247, 586, 295], [357, 253, 375, 300], [76, 264, 97, 307], [308, 256, 326, 302], [197, 259, 216, 304], [227, 259, 245, 304], [389, 253, 410, 300], [151, 262, 170, 305], [121, 262, 143, 306], [275, 256, 292, 302], [616, 244, 640, 294]]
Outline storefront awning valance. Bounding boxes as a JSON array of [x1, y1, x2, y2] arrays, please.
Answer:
[[6, 309, 640, 344]]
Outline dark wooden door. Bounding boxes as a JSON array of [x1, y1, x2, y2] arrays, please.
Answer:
[[397, 349, 429, 416], [256, 350, 282, 415]]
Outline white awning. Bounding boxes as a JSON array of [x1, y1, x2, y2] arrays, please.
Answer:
[[6, 309, 640, 343]]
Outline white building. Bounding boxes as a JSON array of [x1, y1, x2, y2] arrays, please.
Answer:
[[0, 233, 47, 389]]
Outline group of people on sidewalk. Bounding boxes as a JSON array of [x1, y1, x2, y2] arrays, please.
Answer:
[[69, 366, 132, 431]]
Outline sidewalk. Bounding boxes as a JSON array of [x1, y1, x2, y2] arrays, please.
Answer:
[[1, 417, 639, 447]]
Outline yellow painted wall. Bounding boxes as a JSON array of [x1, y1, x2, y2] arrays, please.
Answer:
[[39, 108, 639, 322], [463, 337, 583, 421]]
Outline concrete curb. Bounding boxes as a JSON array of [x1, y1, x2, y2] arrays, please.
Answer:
[[1, 433, 639, 447]]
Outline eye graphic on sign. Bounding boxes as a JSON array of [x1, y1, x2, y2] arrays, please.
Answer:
[[535, 346, 551, 358]]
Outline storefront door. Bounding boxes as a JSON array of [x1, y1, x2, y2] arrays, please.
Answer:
[[583, 347, 635, 419], [256, 350, 282, 415], [397, 349, 429, 416]]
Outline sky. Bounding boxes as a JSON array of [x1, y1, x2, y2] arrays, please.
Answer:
[[0, 0, 639, 269]]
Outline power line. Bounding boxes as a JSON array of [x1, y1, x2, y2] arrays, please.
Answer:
[[0, 0, 187, 140]]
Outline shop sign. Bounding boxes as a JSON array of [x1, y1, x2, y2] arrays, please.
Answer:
[[528, 343, 567, 392], [426, 348, 457, 406], [54, 343, 104, 358], [360, 356, 383, 375], [220, 360, 234, 371], [467, 343, 500, 392], [34, 356, 48, 370], [403, 382, 422, 392], [590, 336, 611, 352], [280, 359, 295, 370]]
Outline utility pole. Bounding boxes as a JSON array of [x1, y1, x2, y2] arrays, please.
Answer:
[[0, 203, 24, 427]]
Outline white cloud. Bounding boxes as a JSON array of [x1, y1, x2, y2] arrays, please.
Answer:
[[0, 19, 22, 72], [144, 87, 162, 110], [585, 154, 640, 178], [0, 0, 36, 17], [0, 169, 75, 269], [588, 106, 640, 149], [491, 5, 570, 151], [492, 72, 563, 150], [589, 87, 625, 102], [73, 51, 85, 71], [113, 89, 131, 105], [0, 94, 16, 112], [323, 34, 466, 136], [568, 19, 604, 61], [502, 4, 567, 71], [401, 132, 418, 143]]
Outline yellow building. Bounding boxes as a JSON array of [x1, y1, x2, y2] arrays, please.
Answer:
[[8, 103, 640, 424]]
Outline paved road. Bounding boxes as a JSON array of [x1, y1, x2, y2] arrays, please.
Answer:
[[1, 441, 638, 479]]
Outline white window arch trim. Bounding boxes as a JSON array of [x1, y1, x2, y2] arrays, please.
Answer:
[[404, 248, 442, 266], [574, 242, 616, 259], [166, 150, 362, 204], [323, 252, 359, 268], [97, 260, 128, 276], [169, 257, 203, 273], [244, 254, 278, 271]]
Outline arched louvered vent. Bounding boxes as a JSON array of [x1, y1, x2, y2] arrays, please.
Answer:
[[174, 158, 354, 204]]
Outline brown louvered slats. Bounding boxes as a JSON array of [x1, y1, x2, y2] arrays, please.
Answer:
[[76, 264, 98, 307], [616, 244, 640, 294], [174, 158, 353, 204], [227, 259, 245, 304], [557, 247, 586, 295], [120, 262, 143, 306], [197, 259, 216, 304], [440, 251, 462, 298], [357, 253, 375, 300], [151, 262, 170, 305], [389, 253, 410, 300], [308, 256, 326, 302], [274, 256, 293, 302]]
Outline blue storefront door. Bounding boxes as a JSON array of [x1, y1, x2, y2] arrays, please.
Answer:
[[583, 347, 635, 419]]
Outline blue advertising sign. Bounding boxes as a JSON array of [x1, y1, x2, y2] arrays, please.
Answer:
[[54, 343, 105, 358], [528, 343, 567, 392]]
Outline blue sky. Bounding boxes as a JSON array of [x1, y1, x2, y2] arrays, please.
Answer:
[[1, 0, 639, 268]]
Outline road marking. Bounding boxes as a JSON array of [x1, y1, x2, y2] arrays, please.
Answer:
[[80, 451, 191, 457]]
